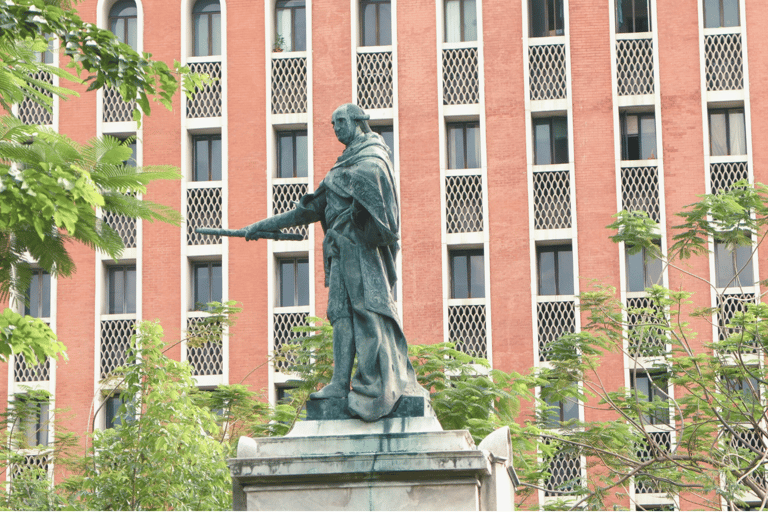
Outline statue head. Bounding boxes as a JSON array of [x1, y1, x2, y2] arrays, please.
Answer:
[[332, 104, 371, 146]]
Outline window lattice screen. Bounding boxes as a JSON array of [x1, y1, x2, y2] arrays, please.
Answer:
[[544, 441, 581, 497], [100, 319, 134, 379], [705, 33, 743, 91], [273, 183, 308, 240], [448, 304, 487, 358], [446, 175, 483, 233], [621, 166, 660, 223], [537, 301, 575, 362], [273, 312, 307, 372], [103, 86, 135, 123], [534, 170, 571, 230], [717, 293, 755, 346], [357, 51, 393, 110], [271, 57, 307, 114], [626, 296, 666, 358], [616, 38, 654, 96], [710, 162, 748, 195], [187, 187, 222, 245], [529, 44, 567, 100], [728, 429, 767, 487], [443, 47, 479, 105], [635, 431, 671, 494], [186, 317, 223, 376], [18, 71, 53, 125], [103, 211, 137, 249], [12, 454, 49, 480], [14, 354, 50, 383], [187, 61, 222, 118]]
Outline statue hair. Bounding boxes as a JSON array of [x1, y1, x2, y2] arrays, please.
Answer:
[[337, 103, 372, 133]]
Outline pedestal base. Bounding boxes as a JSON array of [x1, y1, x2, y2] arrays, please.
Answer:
[[229, 427, 516, 511]]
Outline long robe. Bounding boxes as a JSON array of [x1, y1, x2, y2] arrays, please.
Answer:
[[292, 132, 424, 421]]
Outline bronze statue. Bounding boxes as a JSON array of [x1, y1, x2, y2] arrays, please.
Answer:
[[201, 104, 425, 422]]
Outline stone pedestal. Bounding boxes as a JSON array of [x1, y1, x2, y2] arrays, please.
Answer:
[[229, 422, 517, 511]]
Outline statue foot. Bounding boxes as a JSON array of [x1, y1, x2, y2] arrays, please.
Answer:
[[309, 383, 349, 400]]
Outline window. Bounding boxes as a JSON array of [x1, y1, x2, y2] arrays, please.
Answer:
[[450, 249, 484, 299], [275, 0, 306, 52], [621, 112, 657, 160], [626, 243, 662, 292], [616, 0, 651, 33], [24, 270, 50, 318], [278, 258, 309, 307], [537, 244, 573, 296], [192, 0, 221, 57], [277, 130, 308, 178], [447, 122, 480, 170], [361, 0, 391, 46], [529, 0, 564, 38], [193, 262, 222, 310], [119, 138, 137, 167], [35, 35, 54, 64], [533, 117, 568, 165], [372, 124, 394, 161], [631, 372, 669, 424], [107, 265, 136, 314], [105, 394, 135, 429], [704, 0, 739, 28], [444, 0, 477, 43], [193, 134, 222, 181], [709, 108, 746, 157], [543, 385, 579, 429], [723, 375, 760, 406], [715, 240, 753, 288], [276, 383, 300, 404], [16, 396, 49, 448], [109, 0, 138, 49]]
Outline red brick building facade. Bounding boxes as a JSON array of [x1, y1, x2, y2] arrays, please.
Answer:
[[5, 0, 764, 508]]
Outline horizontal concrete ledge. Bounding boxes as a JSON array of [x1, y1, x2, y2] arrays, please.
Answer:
[[286, 415, 443, 437]]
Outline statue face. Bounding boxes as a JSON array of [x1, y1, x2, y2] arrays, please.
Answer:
[[332, 110, 357, 146]]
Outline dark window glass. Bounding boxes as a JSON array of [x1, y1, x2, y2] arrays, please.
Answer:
[[36, 35, 54, 64], [709, 108, 746, 157], [17, 397, 49, 447], [537, 244, 573, 296], [118, 137, 137, 167], [25, 270, 50, 318], [106, 394, 135, 429], [278, 258, 310, 307], [704, 0, 739, 28], [616, 0, 651, 33], [621, 112, 657, 160], [450, 249, 485, 299], [276, 0, 306, 52], [529, 0, 564, 38], [277, 130, 308, 178], [276, 384, 300, 404], [193, 0, 221, 56], [193, 262, 222, 310], [107, 265, 136, 314], [193, 134, 222, 181], [543, 384, 579, 428], [533, 117, 568, 165], [632, 372, 669, 424], [372, 125, 394, 161], [109, 0, 138, 49], [447, 122, 480, 170], [361, 0, 391, 46], [445, 0, 477, 43], [724, 375, 760, 405], [626, 243, 663, 292], [715, 241, 753, 288]]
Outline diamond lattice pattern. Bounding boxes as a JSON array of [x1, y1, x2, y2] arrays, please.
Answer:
[[621, 166, 660, 223], [544, 442, 581, 496], [187, 61, 222, 118], [537, 301, 575, 362], [12, 454, 49, 480], [272, 57, 307, 114], [358, 52, 393, 109], [273, 312, 307, 372], [443, 48, 479, 105], [616, 38, 654, 96], [273, 183, 308, 240], [728, 429, 767, 487], [14, 354, 50, 383], [448, 304, 487, 358], [186, 317, 223, 376], [100, 319, 134, 379], [626, 296, 666, 358], [18, 71, 53, 125], [711, 162, 748, 195], [635, 431, 671, 494], [529, 44, 567, 100], [534, 170, 571, 230], [705, 33, 743, 91], [103, 211, 137, 249], [187, 187, 222, 245], [103, 86, 135, 123], [717, 293, 755, 347], [446, 175, 483, 233]]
